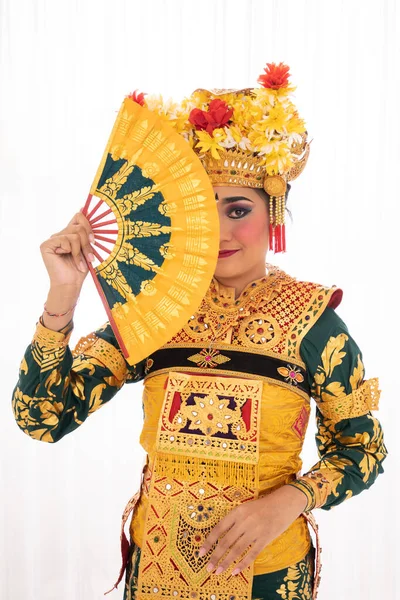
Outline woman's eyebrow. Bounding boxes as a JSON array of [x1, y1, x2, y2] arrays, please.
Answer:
[[215, 195, 254, 204]]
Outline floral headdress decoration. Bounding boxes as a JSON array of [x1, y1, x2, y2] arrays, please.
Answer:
[[128, 62, 310, 253]]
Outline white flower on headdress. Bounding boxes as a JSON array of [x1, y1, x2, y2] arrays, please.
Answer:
[[287, 132, 303, 146], [219, 128, 237, 149], [145, 93, 178, 116], [218, 126, 252, 151], [237, 136, 252, 151], [257, 139, 282, 156]]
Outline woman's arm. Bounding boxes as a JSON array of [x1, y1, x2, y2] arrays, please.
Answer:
[[12, 319, 146, 443], [12, 211, 145, 442], [287, 307, 388, 511]]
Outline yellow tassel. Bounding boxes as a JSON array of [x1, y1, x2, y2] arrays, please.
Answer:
[[155, 452, 256, 488]]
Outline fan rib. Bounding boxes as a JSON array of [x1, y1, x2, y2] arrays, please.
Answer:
[[90, 246, 104, 263], [94, 240, 112, 255], [91, 219, 117, 229], [87, 199, 103, 220], [82, 193, 93, 216], [93, 234, 117, 244], [90, 208, 113, 225]]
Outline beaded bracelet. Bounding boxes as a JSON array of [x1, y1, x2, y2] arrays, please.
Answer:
[[43, 300, 78, 318]]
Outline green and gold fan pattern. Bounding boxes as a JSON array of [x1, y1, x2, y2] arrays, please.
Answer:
[[82, 99, 219, 365]]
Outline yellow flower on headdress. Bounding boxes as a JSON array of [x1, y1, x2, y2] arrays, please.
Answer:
[[265, 145, 293, 175], [261, 103, 290, 135], [233, 97, 264, 129], [196, 128, 227, 159], [285, 111, 307, 136]]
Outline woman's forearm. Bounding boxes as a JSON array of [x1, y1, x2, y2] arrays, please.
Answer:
[[42, 284, 81, 331]]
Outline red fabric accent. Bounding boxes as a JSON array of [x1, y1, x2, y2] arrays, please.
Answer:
[[241, 398, 252, 431], [275, 224, 282, 252], [292, 406, 309, 439], [168, 391, 181, 422], [104, 488, 142, 595], [327, 288, 343, 309], [269, 223, 274, 250]]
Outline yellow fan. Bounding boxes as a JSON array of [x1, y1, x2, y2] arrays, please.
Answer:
[[82, 98, 219, 365]]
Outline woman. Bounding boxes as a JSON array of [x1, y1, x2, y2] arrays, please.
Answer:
[[12, 64, 387, 600]]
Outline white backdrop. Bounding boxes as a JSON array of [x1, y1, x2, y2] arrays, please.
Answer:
[[0, 1, 398, 598]]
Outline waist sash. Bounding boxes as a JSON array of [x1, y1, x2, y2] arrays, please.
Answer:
[[136, 371, 263, 600]]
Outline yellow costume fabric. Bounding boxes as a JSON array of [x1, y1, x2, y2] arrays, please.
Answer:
[[12, 264, 387, 589]]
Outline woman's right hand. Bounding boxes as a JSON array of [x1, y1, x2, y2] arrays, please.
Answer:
[[40, 212, 95, 292]]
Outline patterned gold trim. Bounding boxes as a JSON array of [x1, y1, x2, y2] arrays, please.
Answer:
[[286, 286, 340, 360], [73, 334, 128, 381], [317, 377, 380, 424], [291, 471, 335, 510], [31, 322, 71, 371], [203, 148, 267, 189], [287, 480, 316, 512], [160, 342, 307, 369], [144, 366, 309, 401], [302, 512, 322, 600], [32, 321, 71, 348]]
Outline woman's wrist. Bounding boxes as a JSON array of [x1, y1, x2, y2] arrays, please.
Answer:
[[260, 484, 308, 516], [42, 286, 80, 331]]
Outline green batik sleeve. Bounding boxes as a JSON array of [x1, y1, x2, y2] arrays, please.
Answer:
[[287, 307, 388, 512], [12, 319, 147, 443]]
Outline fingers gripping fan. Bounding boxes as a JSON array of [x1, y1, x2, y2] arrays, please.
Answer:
[[82, 99, 219, 365]]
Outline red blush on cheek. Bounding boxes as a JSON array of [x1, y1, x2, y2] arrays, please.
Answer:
[[233, 219, 266, 245]]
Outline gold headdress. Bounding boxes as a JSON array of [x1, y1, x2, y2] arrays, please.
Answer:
[[129, 62, 310, 253]]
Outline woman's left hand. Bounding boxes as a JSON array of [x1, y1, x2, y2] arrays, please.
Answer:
[[198, 484, 308, 576]]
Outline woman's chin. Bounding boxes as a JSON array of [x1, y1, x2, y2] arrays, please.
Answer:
[[213, 260, 242, 280]]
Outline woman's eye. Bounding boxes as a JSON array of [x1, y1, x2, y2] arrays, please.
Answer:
[[228, 207, 250, 219]]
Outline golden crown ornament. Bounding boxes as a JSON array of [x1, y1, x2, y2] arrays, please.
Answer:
[[128, 62, 311, 253]]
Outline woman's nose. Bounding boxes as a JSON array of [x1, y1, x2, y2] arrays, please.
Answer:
[[219, 217, 234, 243]]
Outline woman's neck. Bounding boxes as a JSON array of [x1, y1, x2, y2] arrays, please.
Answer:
[[214, 263, 268, 299]]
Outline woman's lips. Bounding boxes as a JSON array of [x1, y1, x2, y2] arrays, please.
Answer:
[[218, 249, 239, 258]]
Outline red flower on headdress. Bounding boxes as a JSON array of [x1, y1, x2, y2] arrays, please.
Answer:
[[189, 99, 233, 135], [258, 62, 291, 90], [127, 90, 146, 105]]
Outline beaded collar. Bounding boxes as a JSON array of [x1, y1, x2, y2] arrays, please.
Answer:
[[185, 263, 294, 341], [208, 263, 293, 313]]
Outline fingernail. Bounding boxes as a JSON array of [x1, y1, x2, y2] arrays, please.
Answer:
[[79, 261, 86, 273], [89, 233, 95, 242], [88, 253, 95, 262], [199, 548, 206, 557], [232, 568, 240, 576], [206, 563, 214, 573], [215, 567, 224, 575]]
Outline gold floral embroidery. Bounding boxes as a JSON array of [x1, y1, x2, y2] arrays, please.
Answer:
[[179, 392, 241, 436], [12, 387, 63, 443], [276, 553, 313, 599], [187, 348, 231, 368], [317, 378, 380, 423], [278, 365, 305, 385], [73, 334, 128, 381]]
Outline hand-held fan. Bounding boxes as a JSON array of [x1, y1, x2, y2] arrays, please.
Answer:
[[81, 98, 219, 365]]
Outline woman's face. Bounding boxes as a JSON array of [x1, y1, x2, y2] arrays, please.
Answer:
[[213, 185, 270, 283]]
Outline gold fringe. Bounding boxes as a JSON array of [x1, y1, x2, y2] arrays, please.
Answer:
[[154, 452, 257, 488]]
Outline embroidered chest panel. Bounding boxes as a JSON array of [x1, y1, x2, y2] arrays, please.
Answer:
[[161, 264, 338, 363], [136, 372, 263, 600], [141, 266, 338, 397]]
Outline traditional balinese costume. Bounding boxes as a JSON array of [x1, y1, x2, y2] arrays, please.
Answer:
[[12, 63, 387, 600]]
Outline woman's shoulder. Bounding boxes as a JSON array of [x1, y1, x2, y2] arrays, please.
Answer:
[[270, 263, 343, 311]]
